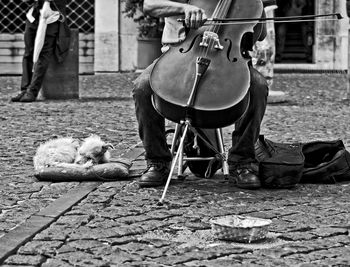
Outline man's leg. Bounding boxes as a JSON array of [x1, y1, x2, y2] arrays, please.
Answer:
[[228, 66, 268, 189], [11, 20, 37, 102], [20, 22, 59, 102], [132, 62, 173, 187]]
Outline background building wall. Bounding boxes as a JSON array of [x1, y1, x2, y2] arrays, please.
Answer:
[[94, 0, 119, 72], [94, 0, 138, 72], [314, 0, 349, 70], [0, 0, 349, 74], [119, 2, 138, 71]]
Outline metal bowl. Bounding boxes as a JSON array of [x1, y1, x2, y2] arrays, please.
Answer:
[[210, 215, 272, 243]]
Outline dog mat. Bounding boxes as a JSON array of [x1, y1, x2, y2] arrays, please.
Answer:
[[34, 159, 132, 182]]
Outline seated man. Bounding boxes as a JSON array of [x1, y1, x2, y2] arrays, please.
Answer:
[[133, 0, 269, 189]]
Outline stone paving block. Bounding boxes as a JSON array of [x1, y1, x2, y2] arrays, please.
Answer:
[[310, 259, 350, 266], [41, 258, 73, 267], [55, 251, 109, 266], [61, 239, 106, 251], [33, 224, 75, 241], [184, 258, 247, 267], [17, 240, 63, 257], [102, 235, 142, 246], [4, 254, 46, 265], [55, 214, 92, 228], [0, 215, 53, 264], [98, 248, 145, 265], [36, 182, 101, 218], [120, 142, 145, 160]]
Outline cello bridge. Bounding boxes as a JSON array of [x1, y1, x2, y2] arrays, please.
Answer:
[[199, 31, 223, 50]]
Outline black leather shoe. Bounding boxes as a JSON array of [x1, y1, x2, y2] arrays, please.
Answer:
[[10, 91, 26, 102], [139, 161, 171, 188], [229, 163, 261, 189], [19, 91, 36, 102]]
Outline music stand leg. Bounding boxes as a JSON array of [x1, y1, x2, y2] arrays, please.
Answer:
[[177, 134, 185, 177], [170, 123, 181, 155], [216, 128, 229, 177], [158, 121, 190, 204]]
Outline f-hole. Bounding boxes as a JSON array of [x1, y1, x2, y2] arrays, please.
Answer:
[[224, 38, 238, 62], [179, 34, 202, 53], [240, 32, 253, 59]]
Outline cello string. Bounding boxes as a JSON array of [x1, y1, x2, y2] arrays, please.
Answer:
[[211, 0, 229, 33], [198, 1, 218, 57], [202, 0, 222, 58], [204, 0, 229, 59], [198, 0, 217, 58]]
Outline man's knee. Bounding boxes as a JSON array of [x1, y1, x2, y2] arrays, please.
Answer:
[[132, 73, 152, 102], [250, 67, 269, 99], [132, 63, 155, 100]]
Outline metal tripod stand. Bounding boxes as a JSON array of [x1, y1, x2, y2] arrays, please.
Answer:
[[158, 119, 230, 204]]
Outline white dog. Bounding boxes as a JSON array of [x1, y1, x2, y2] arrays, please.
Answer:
[[33, 135, 114, 172]]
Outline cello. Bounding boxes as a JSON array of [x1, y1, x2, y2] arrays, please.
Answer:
[[150, 0, 264, 129]]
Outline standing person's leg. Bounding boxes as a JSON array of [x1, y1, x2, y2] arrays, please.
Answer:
[[20, 22, 59, 102], [275, 23, 287, 63], [301, 23, 313, 63], [228, 66, 268, 189], [132, 62, 173, 187], [11, 20, 37, 102]]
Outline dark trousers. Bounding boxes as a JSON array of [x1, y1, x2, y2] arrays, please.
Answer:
[[132, 61, 268, 166], [21, 19, 59, 96]]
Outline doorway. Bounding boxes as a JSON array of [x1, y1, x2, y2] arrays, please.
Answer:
[[275, 0, 315, 63]]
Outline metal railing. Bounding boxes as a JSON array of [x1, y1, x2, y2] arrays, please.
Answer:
[[0, 0, 94, 33]]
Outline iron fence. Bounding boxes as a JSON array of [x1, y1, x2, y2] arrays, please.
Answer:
[[0, 0, 94, 33]]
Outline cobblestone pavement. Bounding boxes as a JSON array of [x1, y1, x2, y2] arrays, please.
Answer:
[[0, 72, 349, 266]]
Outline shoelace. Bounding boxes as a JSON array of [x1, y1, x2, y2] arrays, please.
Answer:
[[146, 162, 170, 173], [230, 165, 258, 175]]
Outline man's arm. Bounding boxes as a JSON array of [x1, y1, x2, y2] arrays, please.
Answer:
[[143, 0, 188, 17], [143, 0, 207, 29]]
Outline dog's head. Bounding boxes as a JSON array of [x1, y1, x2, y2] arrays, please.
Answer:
[[74, 135, 114, 164]]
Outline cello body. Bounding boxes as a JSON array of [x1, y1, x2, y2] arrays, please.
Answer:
[[150, 0, 263, 129]]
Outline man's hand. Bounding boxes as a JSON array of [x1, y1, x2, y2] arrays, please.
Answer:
[[183, 4, 207, 29]]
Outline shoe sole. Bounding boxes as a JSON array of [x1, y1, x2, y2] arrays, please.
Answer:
[[236, 183, 261, 190], [19, 100, 36, 103], [229, 173, 261, 190], [138, 181, 166, 188], [233, 177, 261, 189]]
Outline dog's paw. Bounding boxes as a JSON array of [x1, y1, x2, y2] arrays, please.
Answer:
[[83, 160, 94, 169]]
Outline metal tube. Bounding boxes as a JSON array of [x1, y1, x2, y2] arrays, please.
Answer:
[[159, 123, 190, 204], [216, 128, 229, 176]]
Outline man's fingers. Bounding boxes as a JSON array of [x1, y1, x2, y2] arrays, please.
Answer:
[[190, 12, 197, 28], [184, 7, 207, 29], [195, 11, 202, 28], [202, 12, 208, 24], [185, 11, 192, 28]]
